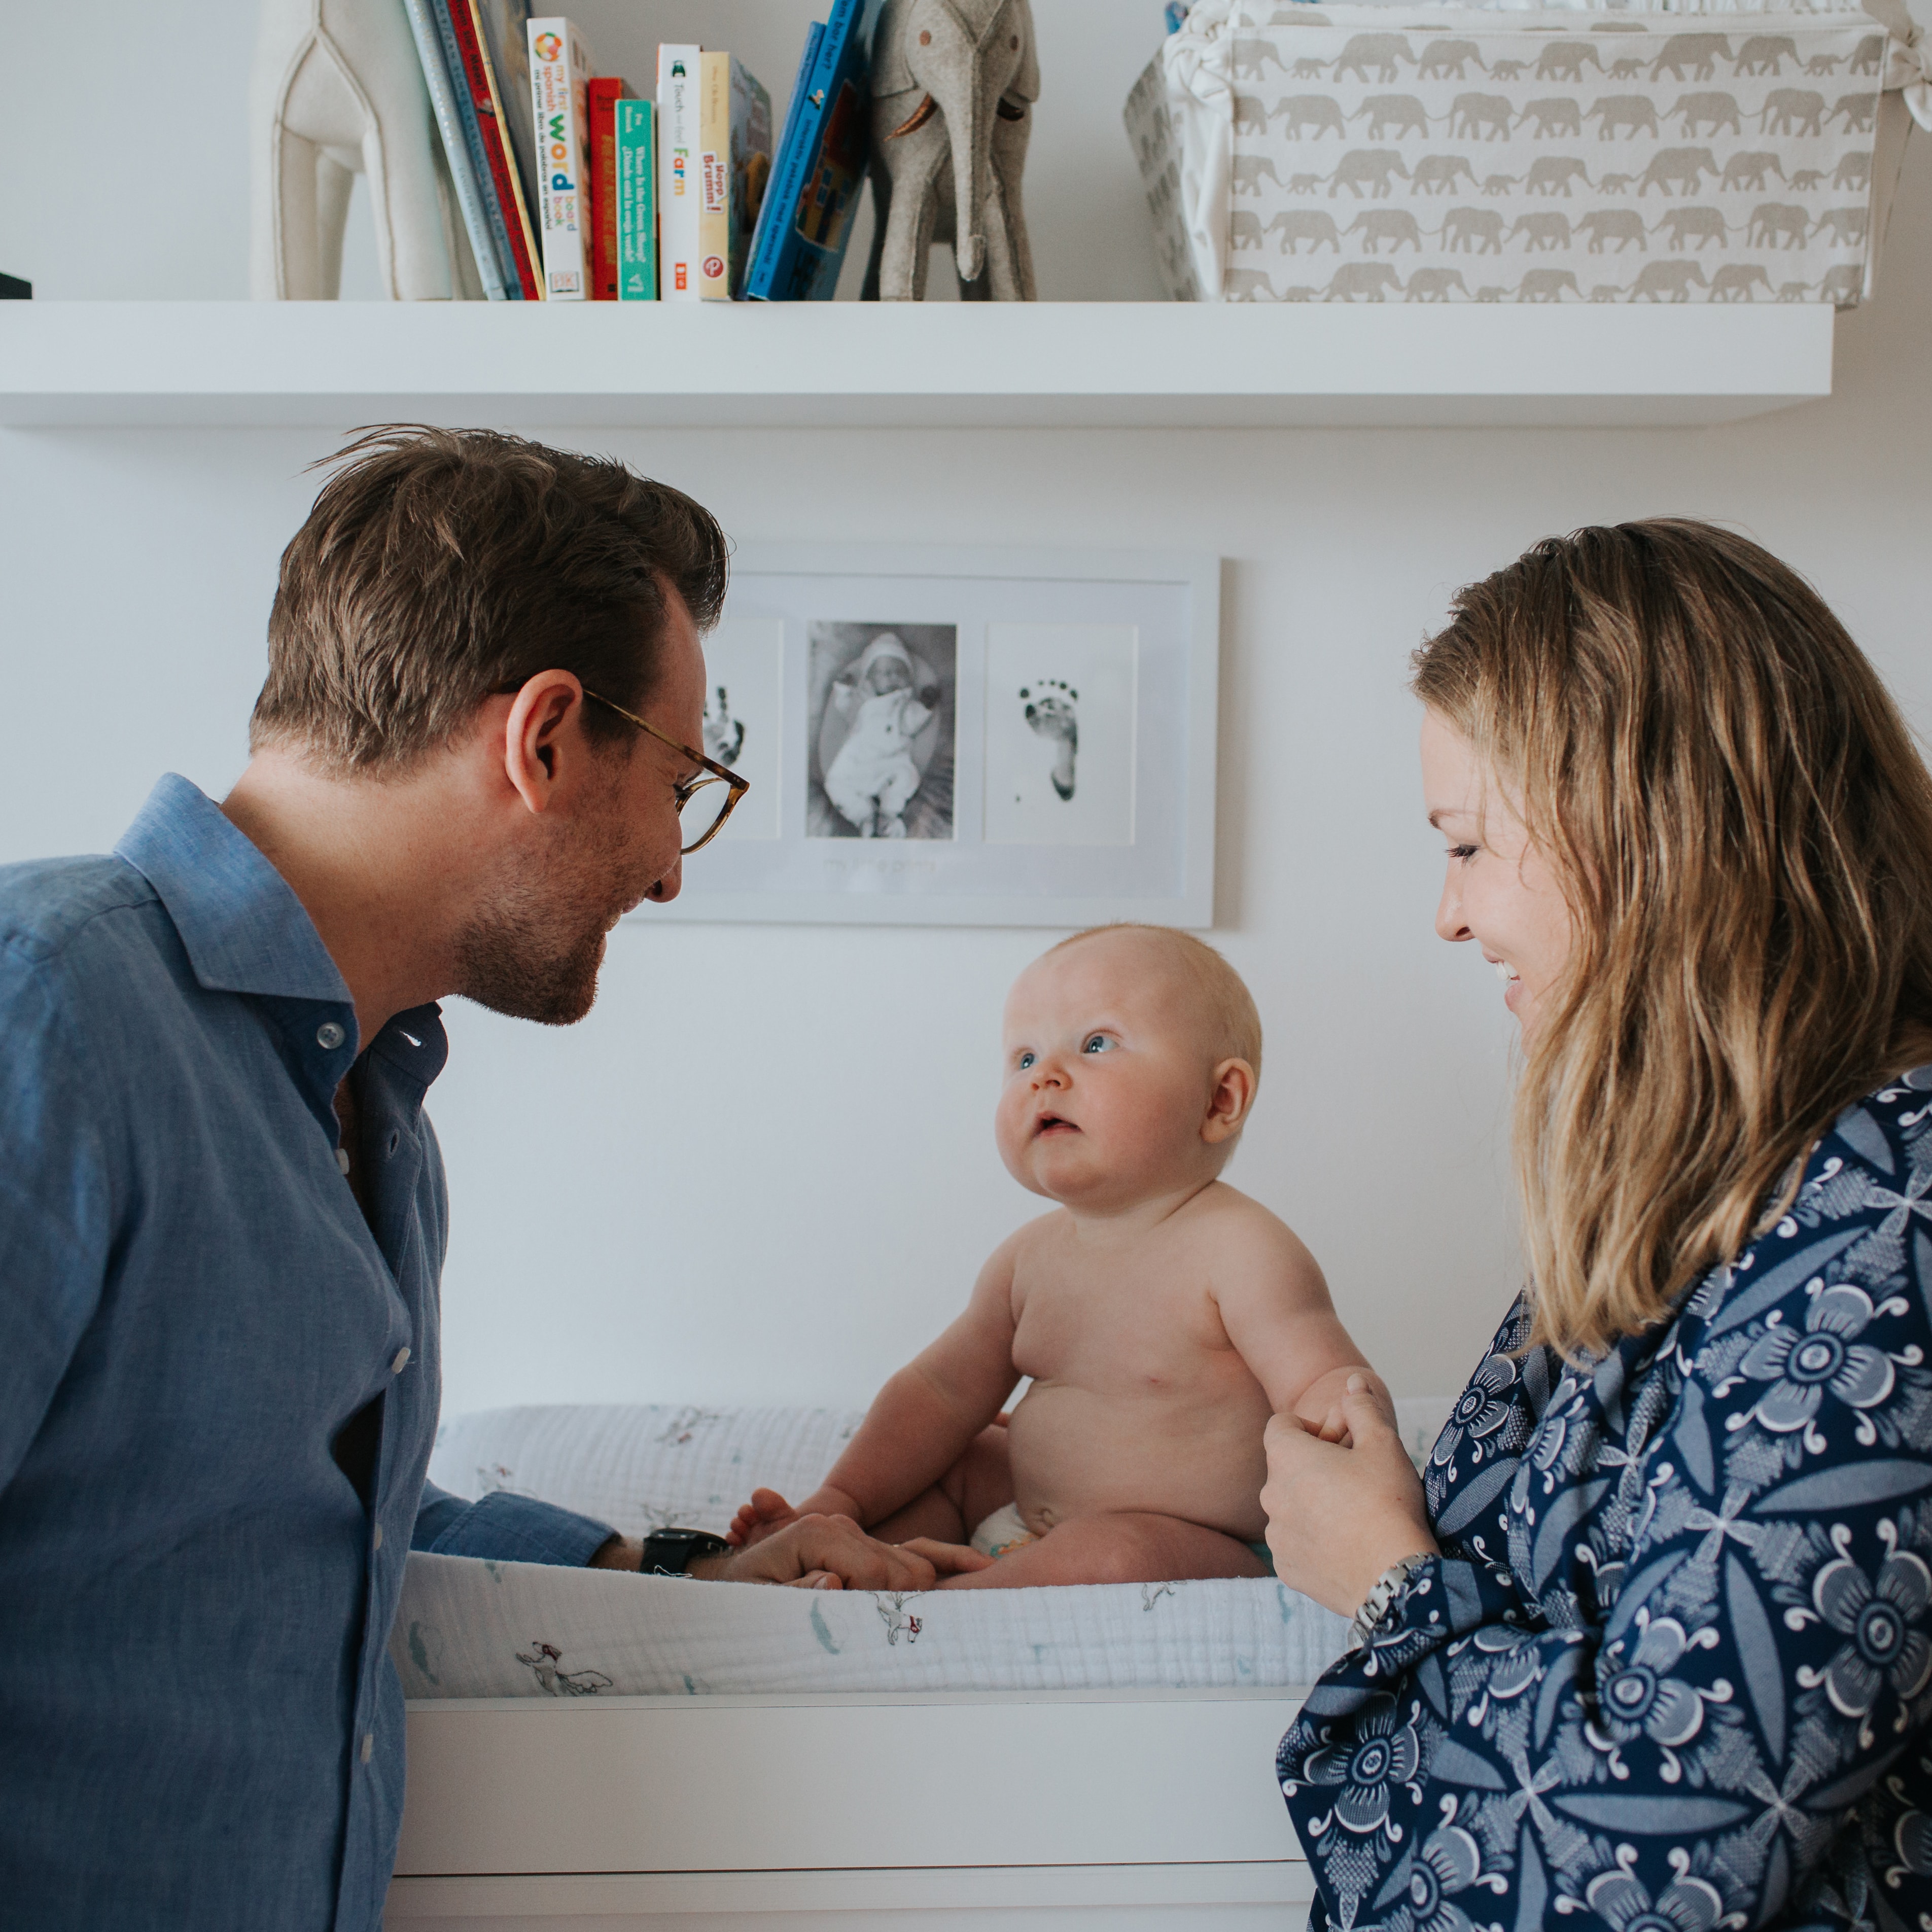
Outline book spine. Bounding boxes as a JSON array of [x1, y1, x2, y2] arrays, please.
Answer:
[[445, 2, 542, 297], [698, 51, 731, 301], [745, 20, 825, 300], [586, 76, 624, 299], [402, 0, 506, 298], [616, 98, 657, 299], [657, 45, 702, 302], [727, 58, 774, 299], [527, 17, 593, 300], [756, 0, 868, 302], [466, 0, 546, 298], [429, 0, 520, 297]]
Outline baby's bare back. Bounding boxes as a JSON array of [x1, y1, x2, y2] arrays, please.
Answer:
[[1003, 1185, 1343, 1545]]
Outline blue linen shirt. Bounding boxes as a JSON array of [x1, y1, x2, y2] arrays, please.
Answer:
[[0, 775, 616, 1932]]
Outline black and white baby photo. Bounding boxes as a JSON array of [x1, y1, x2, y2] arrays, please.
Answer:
[[695, 617, 783, 841], [983, 624, 1138, 847], [805, 623, 957, 841]]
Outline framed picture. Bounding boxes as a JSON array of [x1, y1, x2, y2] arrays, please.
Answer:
[[645, 545, 1220, 928]]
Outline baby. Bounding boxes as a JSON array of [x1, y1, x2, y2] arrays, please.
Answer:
[[824, 636, 934, 838], [731, 925, 1375, 1588]]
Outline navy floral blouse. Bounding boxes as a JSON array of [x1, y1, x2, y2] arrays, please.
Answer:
[[1279, 1070, 1932, 1931]]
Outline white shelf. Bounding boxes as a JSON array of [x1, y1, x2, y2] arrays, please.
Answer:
[[0, 299, 1834, 431]]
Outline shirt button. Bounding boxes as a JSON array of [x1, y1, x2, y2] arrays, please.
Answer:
[[317, 1021, 346, 1050], [372, 1523, 384, 1551], [336, 1148, 351, 1175], [361, 1732, 374, 1764], [392, 1347, 411, 1374]]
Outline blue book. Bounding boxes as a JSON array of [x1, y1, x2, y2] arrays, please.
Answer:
[[746, 0, 879, 301], [403, 0, 507, 298], [427, 0, 525, 297], [744, 20, 825, 299]]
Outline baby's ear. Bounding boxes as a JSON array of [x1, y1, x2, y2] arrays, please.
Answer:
[[1202, 1058, 1258, 1145]]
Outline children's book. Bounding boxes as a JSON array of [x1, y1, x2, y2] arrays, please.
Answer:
[[468, 0, 545, 296], [744, 21, 824, 298], [698, 54, 774, 301], [745, 0, 880, 302], [586, 76, 629, 299], [443, 0, 542, 297], [615, 98, 657, 299], [402, 0, 506, 297], [656, 45, 701, 302], [526, 17, 593, 300]]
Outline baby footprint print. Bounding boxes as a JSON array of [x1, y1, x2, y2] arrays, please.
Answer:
[[1019, 680, 1078, 801]]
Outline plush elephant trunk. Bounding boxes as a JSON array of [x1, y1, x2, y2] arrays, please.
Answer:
[[911, 0, 1022, 286]]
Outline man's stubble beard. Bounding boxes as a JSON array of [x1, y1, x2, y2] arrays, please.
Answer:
[[452, 799, 653, 1028]]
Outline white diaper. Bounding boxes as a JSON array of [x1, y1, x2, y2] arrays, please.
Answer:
[[968, 1501, 1039, 1561]]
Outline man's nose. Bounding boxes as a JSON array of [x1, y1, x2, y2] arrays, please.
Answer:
[[648, 855, 684, 904]]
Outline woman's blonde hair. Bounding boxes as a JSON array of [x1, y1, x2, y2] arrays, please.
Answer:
[[1413, 520, 1932, 1358]]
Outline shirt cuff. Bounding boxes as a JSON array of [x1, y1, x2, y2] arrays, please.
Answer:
[[411, 1489, 617, 1568]]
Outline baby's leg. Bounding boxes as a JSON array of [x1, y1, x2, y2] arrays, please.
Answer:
[[935, 1512, 1269, 1590], [869, 1424, 1012, 1548]]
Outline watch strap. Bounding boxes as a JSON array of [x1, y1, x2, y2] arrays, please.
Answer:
[[1349, 1551, 1432, 1649], [638, 1527, 732, 1576]]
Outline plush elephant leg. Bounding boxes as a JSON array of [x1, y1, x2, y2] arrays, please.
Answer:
[[315, 149, 355, 298], [989, 111, 1036, 299]]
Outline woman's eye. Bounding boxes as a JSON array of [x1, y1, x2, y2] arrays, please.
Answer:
[[1447, 844, 1478, 863], [1082, 1034, 1114, 1055], [1017, 1051, 1035, 1070]]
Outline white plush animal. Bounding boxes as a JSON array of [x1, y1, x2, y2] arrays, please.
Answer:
[[249, 0, 475, 299]]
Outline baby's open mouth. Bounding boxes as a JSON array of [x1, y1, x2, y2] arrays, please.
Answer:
[[1034, 1114, 1079, 1138]]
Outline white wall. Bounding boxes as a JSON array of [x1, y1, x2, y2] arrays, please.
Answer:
[[2, 2, 1929, 1417]]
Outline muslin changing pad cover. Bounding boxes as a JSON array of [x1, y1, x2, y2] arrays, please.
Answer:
[[394, 1403, 1354, 1697]]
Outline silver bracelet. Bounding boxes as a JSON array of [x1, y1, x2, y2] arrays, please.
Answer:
[[1349, 1552, 1433, 1649]]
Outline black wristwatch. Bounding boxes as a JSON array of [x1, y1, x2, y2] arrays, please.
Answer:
[[639, 1527, 732, 1576]]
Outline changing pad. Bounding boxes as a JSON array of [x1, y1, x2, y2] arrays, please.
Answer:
[[397, 1404, 1355, 1696]]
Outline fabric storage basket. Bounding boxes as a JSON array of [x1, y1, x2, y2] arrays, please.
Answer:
[[1128, 0, 1931, 302]]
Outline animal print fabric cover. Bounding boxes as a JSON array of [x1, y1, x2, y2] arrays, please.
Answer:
[[1278, 1069, 1932, 1930], [1127, 0, 1902, 304]]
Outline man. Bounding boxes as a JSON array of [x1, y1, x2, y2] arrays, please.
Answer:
[[0, 428, 965, 1930]]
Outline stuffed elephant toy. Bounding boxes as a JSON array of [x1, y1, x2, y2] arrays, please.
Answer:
[[862, 0, 1039, 301], [249, 0, 478, 299]]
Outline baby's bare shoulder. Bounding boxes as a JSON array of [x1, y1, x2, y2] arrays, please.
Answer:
[[1190, 1185, 1329, 1304]]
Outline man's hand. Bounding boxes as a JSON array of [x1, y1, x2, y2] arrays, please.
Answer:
[[689, 1515, 994, 1590], [1262, 1374, 1437, 1619]]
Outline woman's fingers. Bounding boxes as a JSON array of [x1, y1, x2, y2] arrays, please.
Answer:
[[898, 1537, 996, 1576]]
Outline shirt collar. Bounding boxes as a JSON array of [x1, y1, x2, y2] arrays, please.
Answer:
[[114, 774, 354, 1008]]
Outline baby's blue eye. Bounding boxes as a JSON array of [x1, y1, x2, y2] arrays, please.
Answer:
[[1017, 1051, 1036, 1070], [1082, 1034, 1115, 1055]]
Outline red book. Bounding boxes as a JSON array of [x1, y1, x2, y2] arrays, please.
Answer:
[[440, 0, 543, 300], [586, 77, 628, 301]]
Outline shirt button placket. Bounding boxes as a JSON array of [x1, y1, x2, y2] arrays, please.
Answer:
[[317, 1021, 346, 1051]]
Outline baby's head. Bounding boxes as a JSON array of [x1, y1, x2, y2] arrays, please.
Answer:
[[995, 925, 1262, 1212], [858, 636, 917, 698]]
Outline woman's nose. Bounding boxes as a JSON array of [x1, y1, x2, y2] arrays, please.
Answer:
[[1435, 873, 1470, 944]]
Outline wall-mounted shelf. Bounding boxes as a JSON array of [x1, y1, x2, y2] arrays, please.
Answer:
[[0, 300, 1833, 431]]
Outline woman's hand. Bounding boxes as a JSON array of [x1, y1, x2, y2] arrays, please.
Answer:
[[1263, 1374, 1439, 1619], [688, 1516, 993, 1591]]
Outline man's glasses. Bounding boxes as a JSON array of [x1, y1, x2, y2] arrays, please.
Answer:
[[582, 689, 750, 855]]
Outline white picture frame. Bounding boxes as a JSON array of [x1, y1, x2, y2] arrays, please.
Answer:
[[643, 545, 1221, 929]]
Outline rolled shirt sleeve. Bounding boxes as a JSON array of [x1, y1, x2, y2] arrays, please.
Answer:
[[412, 1480, 616, 1567]]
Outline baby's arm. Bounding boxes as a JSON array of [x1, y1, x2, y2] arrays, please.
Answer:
[[1210, 1206, 1384, 1432], [771, 1234, 1025, 1531]]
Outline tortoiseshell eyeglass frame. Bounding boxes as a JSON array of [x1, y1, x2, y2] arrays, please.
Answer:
[[581, 688, 750, 855]]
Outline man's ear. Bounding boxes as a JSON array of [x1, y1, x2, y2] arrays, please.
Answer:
[[1202, 1058, 1258, 1146], [502, 672, 588, 814]]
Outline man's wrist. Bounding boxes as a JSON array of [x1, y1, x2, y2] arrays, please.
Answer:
[[640, 1528, 732, 1576]]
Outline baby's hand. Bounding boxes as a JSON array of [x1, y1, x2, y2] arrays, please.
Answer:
[[1295, 1364, 1390, 1448], [725, 1488, 800, 1551]]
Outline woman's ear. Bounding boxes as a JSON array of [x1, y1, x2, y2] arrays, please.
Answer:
[[1202, 1058, 1258, 1145]]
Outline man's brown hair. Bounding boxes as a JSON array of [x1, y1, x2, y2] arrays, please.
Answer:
[[251, 425, 728, 772]]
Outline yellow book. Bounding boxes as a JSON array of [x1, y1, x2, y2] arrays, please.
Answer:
[[697, 50, 772, 301]]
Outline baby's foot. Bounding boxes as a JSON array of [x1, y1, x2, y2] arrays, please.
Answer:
[[725, 1487, 800, 1550]]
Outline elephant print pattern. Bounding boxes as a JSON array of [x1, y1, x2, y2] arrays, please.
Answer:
[[1278, 1069, 1932, 1931], [1125, 2, 1895, 304]]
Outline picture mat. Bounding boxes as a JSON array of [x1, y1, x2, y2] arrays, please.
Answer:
[[642, 547, 1218, 928], [701, 618, 784, 842], [983, 624, 1138, 850]]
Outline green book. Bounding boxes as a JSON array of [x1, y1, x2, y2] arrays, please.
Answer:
[[616, 98, 657, 300]]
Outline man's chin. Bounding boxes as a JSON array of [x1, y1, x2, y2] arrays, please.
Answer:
[[455, 930, 607, 1028]]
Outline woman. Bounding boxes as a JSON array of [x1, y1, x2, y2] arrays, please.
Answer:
[[1264, 521, 1932, 1931]]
